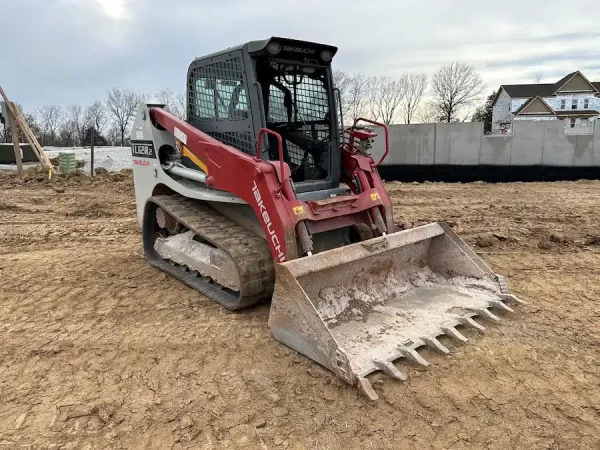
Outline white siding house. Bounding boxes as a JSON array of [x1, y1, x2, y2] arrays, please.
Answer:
[[491, 71, 600, 133]]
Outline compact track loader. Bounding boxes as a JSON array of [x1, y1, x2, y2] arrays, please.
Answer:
[[130, 37, 523, 400]]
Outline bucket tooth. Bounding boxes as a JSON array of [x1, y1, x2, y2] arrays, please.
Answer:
[[495, 274, 510, 294], [459, 317, 486, 332], [499, 293, 526, 305], [398, 347, 430, 366], [474, 307, 501, 322], [490, 300, 514, 313], [422, 336, 450, 354], [374, 360, 407, 380], [357, 377, 378, 401], [441, 326, 469, 343]]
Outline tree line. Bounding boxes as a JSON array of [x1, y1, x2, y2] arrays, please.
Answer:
[[0, 88, 185, 147], [335, 61, 486, 125], [0, 62, 490, 147]]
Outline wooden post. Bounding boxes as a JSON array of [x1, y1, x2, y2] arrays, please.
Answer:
[[8, 103, 23, 178], [90, 127, 95, 176], [0, 85, 54, 174]]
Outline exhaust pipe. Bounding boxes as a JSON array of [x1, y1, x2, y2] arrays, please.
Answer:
[[164, 163, 207, 184]]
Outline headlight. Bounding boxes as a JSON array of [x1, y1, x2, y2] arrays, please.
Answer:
[[320, 49, 333, 62], [267, 41, 282, 55]]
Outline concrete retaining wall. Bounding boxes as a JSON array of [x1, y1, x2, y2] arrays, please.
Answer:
[[0, 144, 37, 164], [371, 120, 600, 168]]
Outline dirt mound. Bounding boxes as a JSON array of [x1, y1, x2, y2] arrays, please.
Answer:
[[0, 168, 134, 192]]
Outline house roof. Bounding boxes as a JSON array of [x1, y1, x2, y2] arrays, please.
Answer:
[[495, 71, 600, 104], [553, 71, 599, 94], [553, 71, 578, 90], [513, 96, 556, 115], [555, 110, 600, 117], [502, 83, 556, 98]]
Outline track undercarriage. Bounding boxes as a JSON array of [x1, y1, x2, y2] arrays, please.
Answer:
[[143, 195, 275, 310]]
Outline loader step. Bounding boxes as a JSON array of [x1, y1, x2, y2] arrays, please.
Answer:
[[143, 195, 275, 309]]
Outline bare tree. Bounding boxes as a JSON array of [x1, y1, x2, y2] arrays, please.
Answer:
[[105, 88, 141, 146], [333, 70, 352, 98], [368, 76, 407, 124], [344, 73, 370, 124], [430, 62, 485, 123], [175, 92, 186, 120], [155, 89, 185, 119], [365, 76, 381, 121], [416, 101, 442, 124], [84, 101, 107, 136], [533, 72, 543, 84], [155, 89, 173, 109], [63, 104, 85, 146], [38, 104, 64, 145], [401, 73, 428, 124], [105, 124, 122, 146]]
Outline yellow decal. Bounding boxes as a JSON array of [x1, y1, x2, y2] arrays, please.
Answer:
[[370, 193, 380, 201], [182, 146, 208, 173], [293, 206, 304, 215]]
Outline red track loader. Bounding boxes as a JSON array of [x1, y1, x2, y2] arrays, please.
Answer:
[[130, 37, 522, 400]]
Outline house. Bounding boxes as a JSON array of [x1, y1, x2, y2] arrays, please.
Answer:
[[491, 71, 600, 132]]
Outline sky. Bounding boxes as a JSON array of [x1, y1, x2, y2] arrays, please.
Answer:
[[2, 0, 600, 112]]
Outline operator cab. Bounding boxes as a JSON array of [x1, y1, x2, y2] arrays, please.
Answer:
[[187, 37, 341, 193], [252, 40, 338, 184]]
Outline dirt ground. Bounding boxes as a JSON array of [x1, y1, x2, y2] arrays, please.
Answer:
[[1, 170, 599, 450]]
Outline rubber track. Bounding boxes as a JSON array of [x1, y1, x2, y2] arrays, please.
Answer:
[[145, 195, 275, 310]]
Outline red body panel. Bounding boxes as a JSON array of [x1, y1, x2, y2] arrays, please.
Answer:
[[150, 108, 393, 262]]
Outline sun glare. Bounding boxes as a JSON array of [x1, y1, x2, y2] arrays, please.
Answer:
[[97, 0, 128, 19]]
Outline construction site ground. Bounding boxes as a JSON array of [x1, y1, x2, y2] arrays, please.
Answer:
[[1, 170, 599, 450]]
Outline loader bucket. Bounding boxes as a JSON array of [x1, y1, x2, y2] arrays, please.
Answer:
[[268, 223, 523, 400]]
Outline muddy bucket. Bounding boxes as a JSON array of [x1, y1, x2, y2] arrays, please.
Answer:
[[268, 223, 522, 400]]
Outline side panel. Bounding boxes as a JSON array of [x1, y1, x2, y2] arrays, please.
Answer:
[[480, 135, 512, 165], [129, 104, 245, 226], [449, 122, 481, 165], [434, 123, 452, 165], [418, 123, 436, 165], [511, 121, 544, 165], [573, 134, 596, 167], [389, 125, 418, 165], [542, 121, 575, 166]]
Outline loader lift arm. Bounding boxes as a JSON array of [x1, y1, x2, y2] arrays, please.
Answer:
[[149, 106, 394, 261]]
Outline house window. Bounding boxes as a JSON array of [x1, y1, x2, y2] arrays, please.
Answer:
[[572, 98, 578, 110], [570, 118, 576, 128], [560, 99, 566, 109], [580, 118, 588, 127], [508, 103, 511, 112], [584, 99, 589, 109]]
